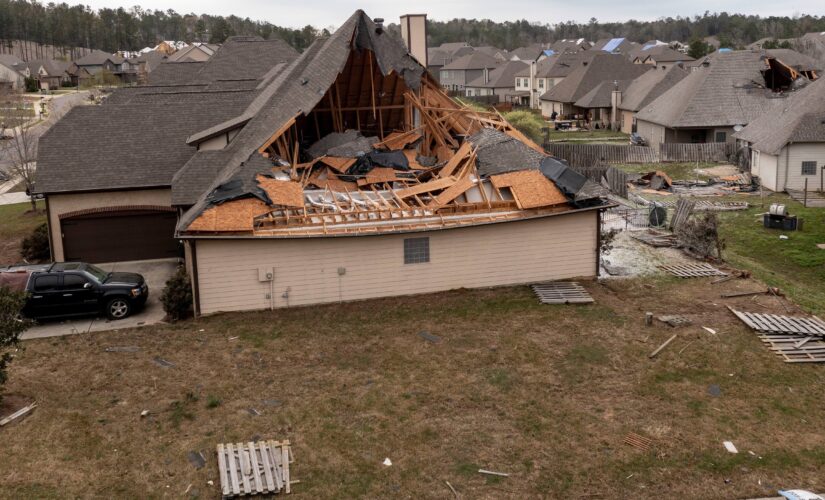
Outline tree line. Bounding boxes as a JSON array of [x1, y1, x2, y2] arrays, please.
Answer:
[[0, 0, 325, 55], [0, 1, 823, 57]]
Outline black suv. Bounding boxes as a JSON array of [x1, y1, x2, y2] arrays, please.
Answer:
[[2, 262, 149, 320]]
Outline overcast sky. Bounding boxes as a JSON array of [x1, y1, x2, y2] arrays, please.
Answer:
[[79, 0, 824, 29]]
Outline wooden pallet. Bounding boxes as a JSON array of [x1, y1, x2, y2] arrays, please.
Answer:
[[531, 282, 594, 304], [217, 440, 293, 497], [659, 264, 727, 278], [623, 432, 653, 451], [758, 334, 825, 363], [729, 309, 825, 336]]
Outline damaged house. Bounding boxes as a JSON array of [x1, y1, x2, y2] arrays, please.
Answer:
[[634, 50, 821, 146], [37, 11, 609, 316], [735, 77, 825, 193]]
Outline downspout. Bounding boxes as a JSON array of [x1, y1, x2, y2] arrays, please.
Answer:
[[595, 209, 602, 277], [783, 142, 791, 191], [44, 196, 55, 262]]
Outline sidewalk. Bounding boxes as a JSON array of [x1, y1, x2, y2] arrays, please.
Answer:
[[0, 192, 28, 205]]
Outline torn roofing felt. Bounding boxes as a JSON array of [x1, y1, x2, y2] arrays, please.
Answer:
[[176, 10, 426, 230]]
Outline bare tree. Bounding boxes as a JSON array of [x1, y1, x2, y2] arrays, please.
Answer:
[[0, 89, 39, 211]]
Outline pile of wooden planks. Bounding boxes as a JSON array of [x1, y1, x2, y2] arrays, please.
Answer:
[[531, 281, 594, 304], [729, 307, 825, 363], [217, 440, 293, 497], [631, 229, 677, 248]]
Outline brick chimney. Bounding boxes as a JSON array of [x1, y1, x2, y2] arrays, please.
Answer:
[[400, 14, 428, 67]]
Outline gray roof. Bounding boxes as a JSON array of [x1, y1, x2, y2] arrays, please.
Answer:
[[540, 53, 650, 104], [516, 50, 598, 78], [441, 51, 499, 71], [147, 61, 207, 85], [466, 60, 528, 88], [0, 54, 23, 69], [35, 89, 258, 194], [468, 127, 544, 175], [618, 64, 690, 112], [764, 49, 821, 72], [136, 50, 167, 71], [174, 10, 425, 220], [75, 49, 119, 66], [636, 46, 694, 64], [510, 45, 544, 61], [635, 50, 799, 129], [575, 79, 634, 109], [734, 77, 825, 154]]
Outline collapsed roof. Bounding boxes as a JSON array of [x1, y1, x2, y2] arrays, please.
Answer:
[[176, 11, 608, 237]]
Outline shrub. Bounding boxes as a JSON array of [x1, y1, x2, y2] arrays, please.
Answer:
[[0, 287, 30, 401], [21, 223, 50, 262], [160, 265, 193, 321], [206, 395, 221, 409], [502, 110, 545, 144], [24, 76, 39, 93]]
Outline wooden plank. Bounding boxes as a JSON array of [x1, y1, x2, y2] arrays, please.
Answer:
[[238, 443, 252, 494], [395, 176, 457, 199], [227, 443, 241, 496], [258, 441, 276, 493], [649, 334, 678, 358], [269, 441, 284, 491], [217, 444, 231, 497], [281, 441, 291, 494], [248, 442, 263, 493], [428, 175, 475, 207], [0, 401, 36, 426]]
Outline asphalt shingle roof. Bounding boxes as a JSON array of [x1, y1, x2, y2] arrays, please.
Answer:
[[734, 77, 825, 154], [441, 51, 499, 71], [618, 65, 690, 112], [575, 79, 634, 109], [466, 60, 528, 88], [540, 53, 650, 104], [635, 50, 798, 128]]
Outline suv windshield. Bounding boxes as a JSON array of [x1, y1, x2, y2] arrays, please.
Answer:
[[84, 264, 109, 282]]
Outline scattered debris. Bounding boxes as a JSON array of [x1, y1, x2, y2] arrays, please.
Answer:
[[152, 357, 175, 368], [418, 331, 441, 344], [778, 490, 825, 500], [645, 312, 653, 327], [140, 409, 150, 417], [723, 441, 738, 454], [729, 308, 825, 336], [623, 432, 654, 451], [104, 346, 141, 353], [632, 229, 677, 248], [188, 451, 206, 469], [702, 327, 717, 335], [780, 235, 789, 240], [669, 198, 695, 231], [721, 288, 781, 298], [649, 334, 678, 358], [261, 399, 282, 407], [659, 263, 726, 278], [382, 458, 392, 466], [531, 282, 594, 304], [217, 440, 292, 497], [710, 269, 750, 284], [817, 244, 825, 250], [478, 469, 509, 477], [247, 408, 261, 416], [657, 315, 692, 328], [729, 307, 825, 363], [228, 336, 239, 341], [708, 384, 722, 397], [445, 480, 459, 499], [0, 401, 36, 427]]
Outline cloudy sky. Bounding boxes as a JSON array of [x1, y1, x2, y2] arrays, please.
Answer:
[[80, 0, 823, 29]]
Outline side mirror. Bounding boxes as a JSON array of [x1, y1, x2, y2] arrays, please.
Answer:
[[83, 282, 93, 289]]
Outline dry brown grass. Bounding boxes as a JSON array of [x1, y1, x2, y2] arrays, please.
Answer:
[[3, 275, 825, 498]]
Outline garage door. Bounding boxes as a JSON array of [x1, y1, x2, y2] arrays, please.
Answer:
[[61, 209, 180, 263]]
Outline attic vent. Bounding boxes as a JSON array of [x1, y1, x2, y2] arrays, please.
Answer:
[[374, 18, 384, 34]]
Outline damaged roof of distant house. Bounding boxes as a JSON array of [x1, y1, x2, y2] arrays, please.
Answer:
[[735, 77, 825, 154]]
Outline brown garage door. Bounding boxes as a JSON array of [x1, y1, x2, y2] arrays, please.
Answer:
[[62, 209, 180, 263]]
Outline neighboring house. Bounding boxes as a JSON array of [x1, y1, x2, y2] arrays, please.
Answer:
[[36, 36, 301, 264], [539, 53, 650, 118], [167, 43, 219, 62], [464, 60, 528, 103], [16, 59, 72, 90], [37, 11, 610, 317], [515, 51, 598, 110], [634, 50, 820, 146], [590, 37, 639, 56], [134, 50, 167, 84], [617, 64, 690, 134], [439, 51, 499, 92], [74, 49, 139, 84], [474, 46, 509, 61], [550, 39, 591, 53], [509, 44, 546, 62], [0, 54, 25, 90], [794, 32, 825, 64], [574, 79, 635, 129], [633, 46, 694, 68], [426, 42, 474, 81], [735, 78, 825, 193]]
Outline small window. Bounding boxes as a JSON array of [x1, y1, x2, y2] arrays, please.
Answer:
[[538, 79, 545, 89], [62, 274, 89, 289], [404, 237, 430, 264], [802, 161, 817, 176], [34, 275, 58, 291], [714, 131, 727, 143]]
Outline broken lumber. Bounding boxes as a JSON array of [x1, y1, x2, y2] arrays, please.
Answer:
[[478, 469, 509, 477], [0, 401, 37, 426], [649, 334, 678, 358]]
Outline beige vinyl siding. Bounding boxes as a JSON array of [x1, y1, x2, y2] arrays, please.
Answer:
[[194, 211, 598, 315], [621, 110, 635, 134], [782, 143, 825, 191], [636, 119, 665, 146], [47, 188, 172, 261], [752, 150, 779, 191]]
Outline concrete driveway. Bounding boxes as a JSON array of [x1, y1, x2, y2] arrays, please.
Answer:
[[21, 258, 179, 340]]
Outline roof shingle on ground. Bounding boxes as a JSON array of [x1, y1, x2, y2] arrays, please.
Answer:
[[619, 64, 690, 112], [735, 77, 825, 154], [540, 53, 650, 104], [635, 50, 810, 128]]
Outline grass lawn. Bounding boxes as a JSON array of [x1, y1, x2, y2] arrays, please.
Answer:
[[0, 200, 45, 265], [614, 162, 720, 182], [3, 276, 825, 497], [718, 193, 825, 316]]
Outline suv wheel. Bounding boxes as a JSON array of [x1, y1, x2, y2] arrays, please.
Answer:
[[106, 297, 131, 320]]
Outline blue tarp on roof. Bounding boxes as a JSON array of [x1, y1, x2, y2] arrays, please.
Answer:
[[602, 37, 625, 52], [543, 49, 556, 56], [642, 43, 656, 51], [718, 48, 732, 53]]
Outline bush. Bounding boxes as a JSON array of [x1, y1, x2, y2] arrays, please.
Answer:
[[502, 110, 545, 144], [160, 265, 193, 321], [23, 76, 39, 93], [21, 223, 50, 262], [0, 287, 30, 401]]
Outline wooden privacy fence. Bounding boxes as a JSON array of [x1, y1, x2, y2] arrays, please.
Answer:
[[543, 143, 657, 167], [658, 142, 736, 162], [543, 142, 737, 166]]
